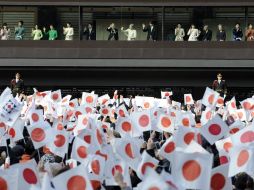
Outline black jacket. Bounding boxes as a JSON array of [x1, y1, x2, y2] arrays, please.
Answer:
[[107, 27, 119, 40], [216, 30, 226, 41], [212, 80, 227, 95], [83, 29, 96, 40], [143, 26, 158, 41], [201, 29, 212, 41], [10, 79, 25, 96]]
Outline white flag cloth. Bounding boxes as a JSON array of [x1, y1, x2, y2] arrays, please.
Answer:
[[8, 118, 25, 142], [156, 113, 175, 133], [200, 114, 229, 145], [230, 124, 254, 147], [161, 91, 173, 99], [131, 109, 152, 132], [51, 89, 62, 102], [158, 136, 175, 162], [202, 87, 219, 108], [52, 164, 92, 190], [81, 92, 98, 107], [0, 168, 18, 190], [71, 137, 90, 163], [184, 94, 194, 105]]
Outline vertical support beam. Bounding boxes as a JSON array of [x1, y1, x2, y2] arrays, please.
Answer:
[[161, 6, 165, 41], [79, 6, 83, 40], [245, 6, 249, 29]]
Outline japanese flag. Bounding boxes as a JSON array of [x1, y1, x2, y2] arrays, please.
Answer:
[[73, 115, 90, 136], [240, 98, 254, 111], [8, 118, 25, 142], [230, 124, 254, 147], [158, 136, 175, 162], [171, 148, 213, 190], [161, 91, 173, 99], [226, 97, 237, 110], [51, 89, 62, 102], [71, 137, 90, 163], [202, 87, 219, 108], [228, 146, 254, 177], [27, 108, 43, 126], [177, 112, 196, 128], [52, 164, 92, 190], [210, 164, 232, 190], [81, 92, 98, 107], [115, 116, 133, 137], [131, 109, 151, 132], [48, 129, 69, 158], [77, 129, 93, 145], [88, 155, 106, 180], [228, 120, 245, 135], [137, 151, 159, 179], [61, 95, 72, 106], [100, 106, 112, 117], [201, 107, 214, 126], [215, 137, 233, 165], [175, 126, 197, 148], [98, 94, 110, 105], [200, 114, 229, 145], [69, 98, 79, 109], [27, 121, 53, 149], [115, 104, 129, 118], [156, 114, 174, 133], [0, 168, 18, 190], [184, 94, 194, 105], [11, 159, 40, 189], [216, 96, 224, 107], [236, 109, 247, 121]]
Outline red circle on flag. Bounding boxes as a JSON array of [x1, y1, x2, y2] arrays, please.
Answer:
[[229, 128, 239, 134], [91, 160, 100, 175], [9, 128, 16, 138], [211, 173, 226, 190], [240, 131, 254, 143], [182, 160, 201, 181], [77, 146, 87, 158], [141, 162, 155, 175], [237, 150, 249, 167], [112, 165, 123, 176], [243, 102, 251, 110], [67, 175, 86, 190], [119, 109, 125, 117], [95, 150, 108, 161], [125, 143, 134, 159], [75, 111, 82, 118], [69, 102, 75, 107], [52, 93, 59, 101], [102, 109, 109, 115], [82, 117, 88, 126], [186, 96, 191, 103], [122, 121, 132, 132], [220, 156, 229, 165], [164, 142, 175, 153], [102, 124, 108, 129], [217, 98, 224, 105], [208, 124, 221, 135], [148, 187, 160, 190], [54, 134, 66, 147], [208, 94, 215, 104], [206, 111, 212, 120], [0, 122, 6, 129], [161, 117, 171, 128], [57, 123, 64, 130], [86, 96, 94, 104], [144, 102, 150, 108], [138, 115, 149, 127], [223, 142, 232, 153], [23, 168, 38, 184], [85, 107, 92, 114], [96, 129, 103, 145], [230, 102, 236, 108], [0, 177, 8, 190], [31, 113, 39, 122], [184, 132, 195, 145], [31, 128, 45, 142], [182, 118, 190, 127], [84, 135, 91, 144]]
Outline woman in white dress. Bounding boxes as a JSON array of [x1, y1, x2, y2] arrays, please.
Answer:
[[31, 25, 43, 40], [0, 23, 11, 40], [121, 24, 137, 41], [63, 22, 74, 40], [187, 24, 200, 41], [175, 24, 185, 41]]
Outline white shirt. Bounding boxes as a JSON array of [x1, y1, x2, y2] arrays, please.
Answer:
[[122, 28, 137, 41], [64, 27, 74, 40], [187, 28, 200, 41]]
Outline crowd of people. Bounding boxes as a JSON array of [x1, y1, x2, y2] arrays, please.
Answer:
[[1, 20, 254, 41], [0, 73, 254, 190]]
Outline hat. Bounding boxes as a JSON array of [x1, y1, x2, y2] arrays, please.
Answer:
[[217, 73, 222, 77]]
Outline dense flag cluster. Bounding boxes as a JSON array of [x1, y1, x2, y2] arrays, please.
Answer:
[[0, 86, 254, 190]]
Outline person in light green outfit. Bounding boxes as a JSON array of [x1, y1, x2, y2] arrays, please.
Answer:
[[43, 24, 58, 40]]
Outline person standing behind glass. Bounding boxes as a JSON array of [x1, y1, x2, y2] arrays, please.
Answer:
[[142, 21, 157, 41], [63, 22, 74, 40], [0, 23, 11, 40], [107, 23, 118, 41], [233, 23, 243, 41], [200, 25, 212, 41], [14, 20, 25, 40], [43, 25, 58, 40], [187, 24, 200, 41], [83, 23, 96, 40], [175, 24, 185, 41], [245, 24, 254, 41], [121, 24, 137, 41], [31, 25, 43, 40], [216, 24, 226, 41]]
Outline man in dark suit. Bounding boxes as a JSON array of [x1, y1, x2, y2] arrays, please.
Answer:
[[201, 25, 212, 41], [10, 73, 25, 97], [83, 23, 96, 40], [107, 23, 119, 41], [142, 21, 158, 41], [212, 73, 227, 97]]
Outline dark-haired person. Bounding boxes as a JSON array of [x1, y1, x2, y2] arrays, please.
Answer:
[[216, 24, 226, 41], [142, 21, 158, 41], [83, 23, 96, 40], [246, 23, 254, 41], [107, 23, 118, 41], [175, 24, 185, 41], [212, 73, 227, 98], [14, 20, 25, 40], [43, 24, 58, 40], [31, 25, 43, 40], [0, 23, 11, 40], [63, 22, 74, 40], [233, 23, 243, 41], [200, 25, 212, 41], [10, 73, 25, 97]]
